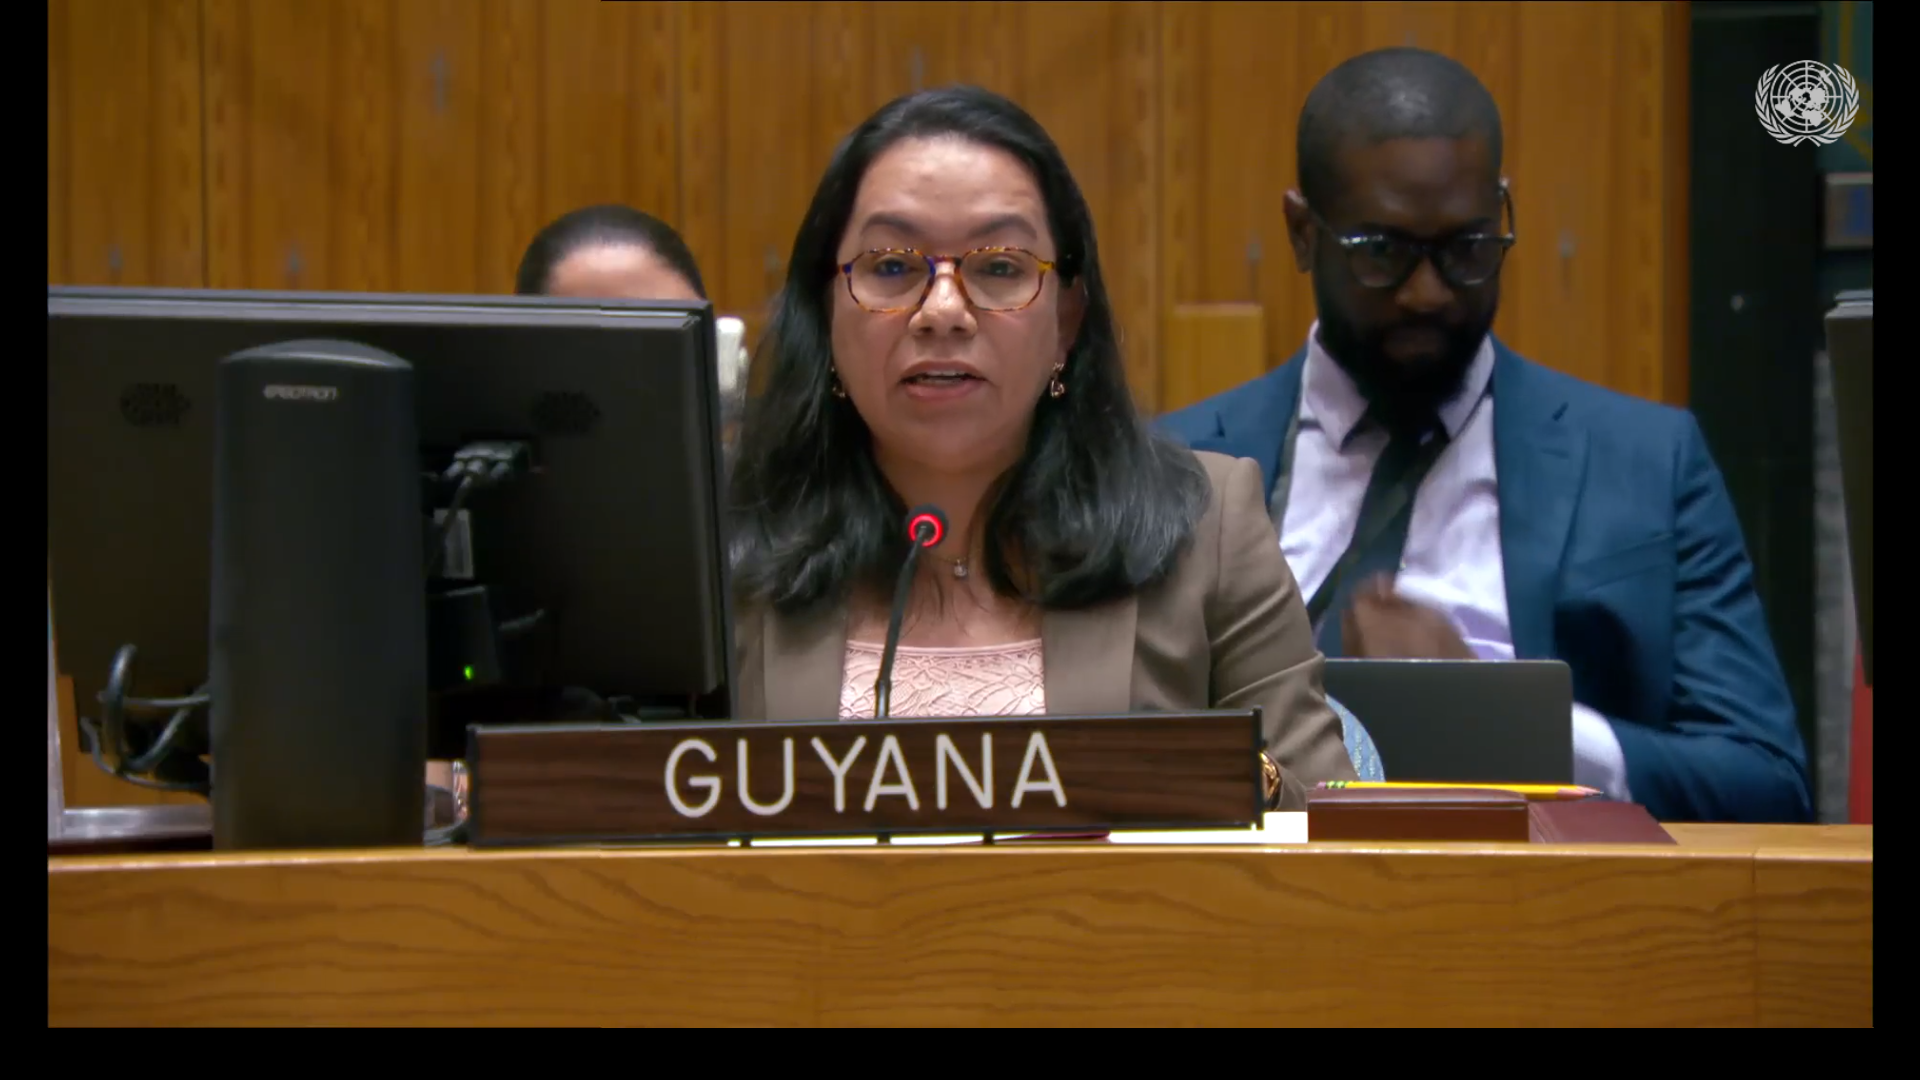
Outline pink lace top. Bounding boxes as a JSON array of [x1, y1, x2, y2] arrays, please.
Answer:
[[839, 639, 1046, 719]]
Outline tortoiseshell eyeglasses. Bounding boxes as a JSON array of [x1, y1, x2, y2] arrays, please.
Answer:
[[839, 246, 1058, 313]]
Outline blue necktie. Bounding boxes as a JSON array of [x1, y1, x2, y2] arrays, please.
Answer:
[[1310, 415, 1449, 658]]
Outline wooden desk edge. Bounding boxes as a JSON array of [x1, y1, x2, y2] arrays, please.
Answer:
[[1662, 822, 1871, 848], [50, 825, 1870, 1028], [48, 831, 1871, 876]]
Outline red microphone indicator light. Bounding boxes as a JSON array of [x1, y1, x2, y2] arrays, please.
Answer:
[[905, 507, 947, 548]]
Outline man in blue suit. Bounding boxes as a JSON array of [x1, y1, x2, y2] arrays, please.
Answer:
[[1158, 48, 1811, 823]]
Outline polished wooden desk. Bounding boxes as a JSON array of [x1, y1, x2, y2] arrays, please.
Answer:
[[47, 822, 1871, 1027]]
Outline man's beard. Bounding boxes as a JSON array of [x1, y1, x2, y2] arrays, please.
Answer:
[[1313, 272, 1494, 430]]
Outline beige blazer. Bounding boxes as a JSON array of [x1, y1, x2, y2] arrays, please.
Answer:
[[732, 450, 1358, 809]]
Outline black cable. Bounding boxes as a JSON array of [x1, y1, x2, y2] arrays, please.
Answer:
[[82, 645, 211, 795], [98, 644, 138, 772], [425, 440, 533, 577], [426, 474, 478, 577], [121, 688, 206, 776], [77, 715, 208, 793], [94, 646, 210, 770], [497, 608, 546, 639]]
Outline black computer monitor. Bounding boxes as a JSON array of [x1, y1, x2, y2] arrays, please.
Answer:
[[48, 286, 737, 764], [1825, 289, 1871, 686]]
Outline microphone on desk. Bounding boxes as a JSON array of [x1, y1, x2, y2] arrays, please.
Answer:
[[875, 505, 948, 719]]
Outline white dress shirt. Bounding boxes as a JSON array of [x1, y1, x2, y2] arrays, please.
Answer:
[[1278, 324, 1632, 801]]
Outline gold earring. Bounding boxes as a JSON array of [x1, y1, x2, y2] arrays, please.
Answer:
[[1048, 363, 1066, 399]]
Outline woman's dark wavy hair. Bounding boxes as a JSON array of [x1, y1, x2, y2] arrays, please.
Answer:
[[728, 85, 1209, 615], [514, 203, 707, 299]]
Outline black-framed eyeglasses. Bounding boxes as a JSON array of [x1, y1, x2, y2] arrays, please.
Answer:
[[838, 247, 1057, 313], [1310, 182, 1517, 290]]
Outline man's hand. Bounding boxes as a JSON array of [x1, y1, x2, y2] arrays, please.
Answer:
[[1340, 575, 1476, 660]]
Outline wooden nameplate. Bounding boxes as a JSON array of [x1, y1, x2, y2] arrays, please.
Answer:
[[1308, 786, 1534, 842], [1306, 787, 1675, 844], [466, 709, 1264, 847]]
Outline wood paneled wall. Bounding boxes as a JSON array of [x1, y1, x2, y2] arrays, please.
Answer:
[[49, 0, 1690, 409], [1161, 1, 1691, 407]]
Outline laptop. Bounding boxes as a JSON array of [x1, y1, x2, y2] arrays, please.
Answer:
[[1322, 659, 1575, 783]]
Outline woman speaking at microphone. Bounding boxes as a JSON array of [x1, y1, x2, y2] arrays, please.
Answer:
[[727, 86, 1356, 807]]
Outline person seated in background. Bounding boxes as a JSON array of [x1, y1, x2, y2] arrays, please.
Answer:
[[726, 85, 1356, 809], [1157, 47, 1812, 823], [516, 202, 749, 443], [515, 203, 708, 301]]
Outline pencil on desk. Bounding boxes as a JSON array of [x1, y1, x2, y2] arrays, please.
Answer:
[[1316, 780, 1601, 801]]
